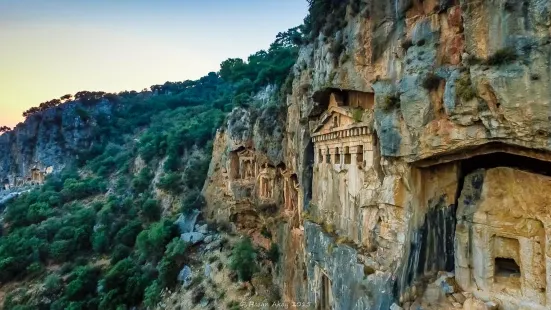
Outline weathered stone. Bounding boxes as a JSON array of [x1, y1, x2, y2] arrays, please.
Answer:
[[196, 224, 208, 234], [178, 265, 192, 288], [201, 1, 551, 310], [390, 303, 403, 310], [181, 232, 205, 245], [175, 210, 200, 234]]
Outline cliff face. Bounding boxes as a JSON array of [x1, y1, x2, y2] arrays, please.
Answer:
[[204, 1, 551, 309], [0, 100, 114, 186]]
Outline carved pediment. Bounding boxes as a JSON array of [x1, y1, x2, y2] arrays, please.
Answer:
[[237, 149, 255, 159], [313, 107, 354, 134]]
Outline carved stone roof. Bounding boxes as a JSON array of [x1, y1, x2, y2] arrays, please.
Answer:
[[237, 149, 255, 158], [312, 106, 355, 134]]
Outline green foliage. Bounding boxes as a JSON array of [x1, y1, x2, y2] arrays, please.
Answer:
[[141, 199, 161, 222], [113, 220, 142, 247], [1, 22, 299, 310], [157, 238, 188, 287], [143, 280, 162, 308], [75, 107, 91, 122], [132, 167, 153, 193], [156, 172, 183, 194], [99, 258, 150, 309], [183, 155, 211, 189], [44, 273, 63, 296], [352, 108, 363, 122], [379, 94, 401, 112], [267, 243, 280, 263], [136, 220, 176, 262], [456, 73, 477, 101], [229, 237, 257, 282], [92, 228, 110, 254], [486, 47, 517, 66], [88, 144, 131, 177]]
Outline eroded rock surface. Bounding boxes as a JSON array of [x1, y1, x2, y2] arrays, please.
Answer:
[[203, 1, 551, 309]]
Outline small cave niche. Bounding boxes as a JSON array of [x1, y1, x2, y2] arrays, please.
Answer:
[[494, 257, 521, 278], [311, 87, 375, 116]]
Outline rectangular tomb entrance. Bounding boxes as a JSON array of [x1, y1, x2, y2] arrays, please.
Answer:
[[455, 167, 550, 309], [314, 265, 333, 310]]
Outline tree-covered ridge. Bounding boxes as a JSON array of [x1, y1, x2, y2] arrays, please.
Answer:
[[0, 27, 302, 310]]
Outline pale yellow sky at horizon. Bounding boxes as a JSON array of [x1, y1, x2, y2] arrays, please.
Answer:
[[0, 0, 308, 128]]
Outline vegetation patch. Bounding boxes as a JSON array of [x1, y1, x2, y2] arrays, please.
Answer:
[[352, 108, 364, 122], [379, 94, 401, 112], [229, 237, 258, 282], [486, 47, 517, 66], [267, 243, 280, 263], [0, 27, 302, 310], [456, 73, 477, 101]]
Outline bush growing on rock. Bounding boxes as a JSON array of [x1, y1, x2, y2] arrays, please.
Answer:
[[0, 23, 300, 309], [456, 74, 477, 102], [229, 237, 257, 282], [157, 172, 183, 194], [486, 47, 517, 66], [267, 243, 279, 263], [379, 94, 400, 112]]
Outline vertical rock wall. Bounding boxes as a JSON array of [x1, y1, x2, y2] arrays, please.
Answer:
[[204, 0, 551, 309]]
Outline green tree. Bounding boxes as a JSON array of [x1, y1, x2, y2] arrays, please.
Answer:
[[141, 199, 161, 221], [136, 220, 175, 262], [229, 237, 257, 282]]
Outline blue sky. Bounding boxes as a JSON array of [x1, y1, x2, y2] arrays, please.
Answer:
[[0, 0, 308, 127]]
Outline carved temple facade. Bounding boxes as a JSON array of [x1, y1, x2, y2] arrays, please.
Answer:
[[309, 90, 383, 247], [1, 162, 53, 191]]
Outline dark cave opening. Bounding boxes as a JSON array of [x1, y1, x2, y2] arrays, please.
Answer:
[[302, 138, 314, 211], [494, 257, 521, 278], [401, 148, 551, 296], [460, 150, 551, 177]]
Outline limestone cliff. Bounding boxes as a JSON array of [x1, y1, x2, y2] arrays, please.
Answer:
[[203, 1, 551, 309], [0, 99, 114, 187]]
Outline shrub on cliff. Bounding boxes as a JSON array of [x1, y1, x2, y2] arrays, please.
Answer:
[[456, 74, 476, 101], [229, 237, 257, 282], [486, 47, 517, 66], [141, 199, 161, 222], [132, 167, 153, 193], [267, 243, 279, 263], [157, 172, 183, 195], [379, 94, 400, 112]]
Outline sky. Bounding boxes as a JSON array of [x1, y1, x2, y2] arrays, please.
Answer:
[[0, 0, 308, 128]]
